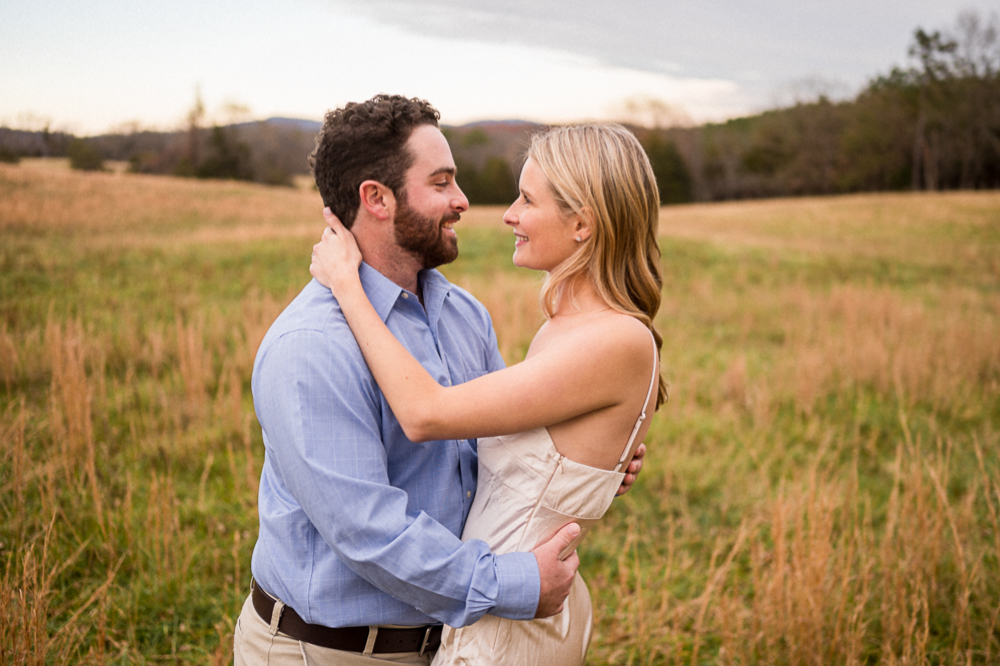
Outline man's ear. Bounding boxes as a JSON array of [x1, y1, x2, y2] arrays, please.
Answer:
[[359, 180, 397, 222]]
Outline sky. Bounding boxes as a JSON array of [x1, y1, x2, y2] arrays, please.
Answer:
[[2, 0, 994, 135]]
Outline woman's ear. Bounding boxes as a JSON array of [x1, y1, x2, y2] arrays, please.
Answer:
[[574, 207, 594, 242], [359, 180, 396, 222]]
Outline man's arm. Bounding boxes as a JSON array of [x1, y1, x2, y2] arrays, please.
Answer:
[[255, 328, 541, 626]]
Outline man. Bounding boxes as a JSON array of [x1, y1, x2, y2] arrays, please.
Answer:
[[235, 95, 642, 664]]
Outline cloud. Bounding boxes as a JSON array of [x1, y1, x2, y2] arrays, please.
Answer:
[[330, 0, 990, 99]]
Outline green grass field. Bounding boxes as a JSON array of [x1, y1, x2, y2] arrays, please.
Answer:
[[2, 160, 999, 664]]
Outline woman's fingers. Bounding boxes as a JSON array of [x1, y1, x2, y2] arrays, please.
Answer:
[[323, 207, 346, 233], [313, 208, 361, 270]]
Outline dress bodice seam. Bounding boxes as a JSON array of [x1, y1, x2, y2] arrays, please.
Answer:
[[513, 455, 565, 553], [494, 428, 632, 477]]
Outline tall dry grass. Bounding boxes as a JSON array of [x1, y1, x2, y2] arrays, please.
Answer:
[[1, 161, 999, 663]]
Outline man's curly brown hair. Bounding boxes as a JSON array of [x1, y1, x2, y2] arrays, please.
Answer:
[[309, 95, 440, 229]]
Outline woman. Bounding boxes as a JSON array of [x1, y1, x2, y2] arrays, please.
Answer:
[[310, 123, 666, 665]]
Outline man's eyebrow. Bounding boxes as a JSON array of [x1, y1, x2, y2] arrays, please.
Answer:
[[429, 167, 457, 178]]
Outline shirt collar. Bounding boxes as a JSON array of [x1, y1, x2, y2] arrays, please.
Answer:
[[420, 269, 453, 339], [419, 268, 452, 324], [358, 263, 454, 323], [359, 262, 404, 323]]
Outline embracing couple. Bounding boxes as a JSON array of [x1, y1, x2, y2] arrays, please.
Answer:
[[234, 94, 666, 665]]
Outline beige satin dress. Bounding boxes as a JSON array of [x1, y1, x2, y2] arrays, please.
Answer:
[[433, 334, 658, 666]]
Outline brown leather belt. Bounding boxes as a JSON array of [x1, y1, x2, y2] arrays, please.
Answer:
[[251, 580, 442, 654]]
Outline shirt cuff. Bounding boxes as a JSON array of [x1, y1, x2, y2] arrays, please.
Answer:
[[490, 552, 540, 620]]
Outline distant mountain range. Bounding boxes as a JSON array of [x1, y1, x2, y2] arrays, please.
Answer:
[[235, 117, 322, 133]]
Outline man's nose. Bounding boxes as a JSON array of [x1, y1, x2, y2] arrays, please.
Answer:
[[452, 187, 469, 212]]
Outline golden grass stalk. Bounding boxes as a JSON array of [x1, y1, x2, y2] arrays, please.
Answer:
[[0, 323, 18, 391], [44, 317, 106, 537], [1, 399, 27, 526], [1, 539, 51, 666], [214, 361, 243, 438], [176, 318, 212, 424]]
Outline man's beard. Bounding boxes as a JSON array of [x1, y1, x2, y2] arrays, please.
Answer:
[[393, 196, 459, 269]]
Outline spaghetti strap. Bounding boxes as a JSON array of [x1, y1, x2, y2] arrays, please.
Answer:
[[613, 330, 658, 473]]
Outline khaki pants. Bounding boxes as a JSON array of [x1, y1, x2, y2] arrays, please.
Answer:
[[233, 594, 435, 666]]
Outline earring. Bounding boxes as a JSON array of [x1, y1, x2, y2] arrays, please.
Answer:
[[575, 236, 582, 242]]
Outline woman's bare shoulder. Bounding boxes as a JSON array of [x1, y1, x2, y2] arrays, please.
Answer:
[[592, 311, 652, 340], [565, 312, 655, 368], [527, 311, 654, 380]]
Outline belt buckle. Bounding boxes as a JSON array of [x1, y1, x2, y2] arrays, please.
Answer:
[[419, 626, 434, 656]]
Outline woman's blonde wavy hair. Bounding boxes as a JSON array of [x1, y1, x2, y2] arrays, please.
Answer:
[[528, 123, 666, 408]]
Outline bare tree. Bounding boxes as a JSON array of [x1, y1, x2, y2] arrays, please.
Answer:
[[184, 86, 205, 171]]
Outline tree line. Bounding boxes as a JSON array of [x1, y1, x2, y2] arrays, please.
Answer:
[[0, 110, 316, 188], [639, 10, 1000, 203]]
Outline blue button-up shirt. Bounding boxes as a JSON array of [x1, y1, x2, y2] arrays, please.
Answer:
[[250, 263, 540, 628]]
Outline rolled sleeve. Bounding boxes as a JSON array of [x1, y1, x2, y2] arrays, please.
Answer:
[[490, 552, 541, 620]]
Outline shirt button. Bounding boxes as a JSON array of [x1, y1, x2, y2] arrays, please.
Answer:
[[401, 293, 409, 299], [467, 491, 472, 498]]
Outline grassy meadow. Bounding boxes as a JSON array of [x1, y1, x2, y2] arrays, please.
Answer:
[[1, 159, 999, 664]]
